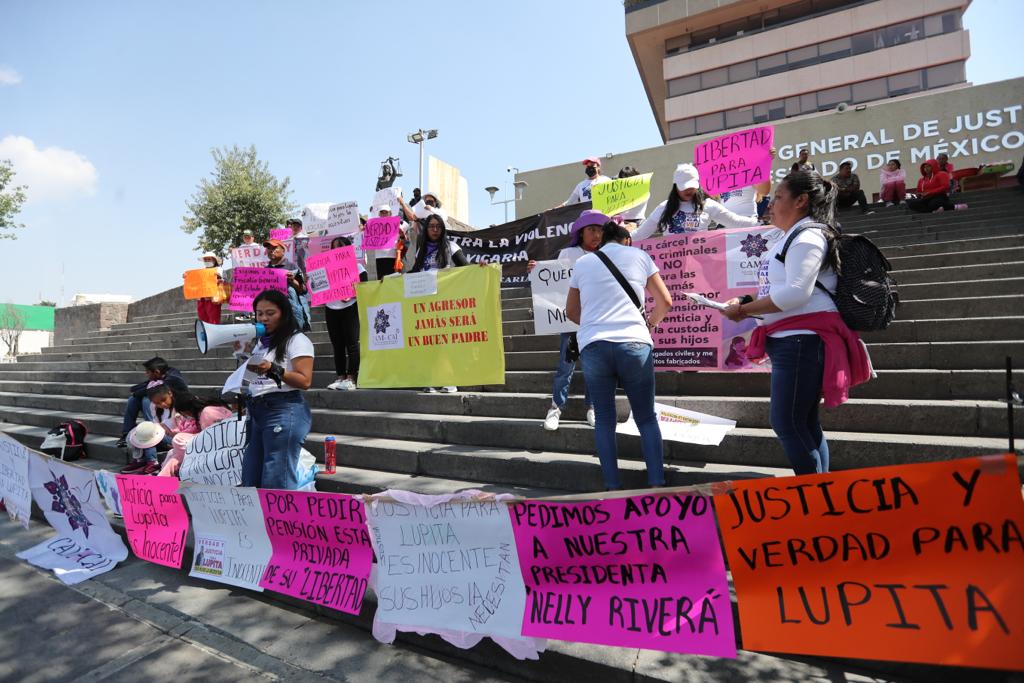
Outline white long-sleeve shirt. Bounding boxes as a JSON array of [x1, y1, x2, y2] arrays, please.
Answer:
[[633, 197, 759, 240], [564, 175, 610, 205]]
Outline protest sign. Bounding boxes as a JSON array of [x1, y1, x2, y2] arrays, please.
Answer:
[[0, 433, 31, 528], [636, 226, 782, 370], [179, 418, 246, 487], [258, 490, 373, 614], [230, 245, 269, 269], [18, 453, 128, 584], [309, 232, 365, 265], [228, 267, 288, 312], [509, 494, 735, 656], [694, 126, 774, 196], [617, 403, 736, 446], [590, 173, 652, 216], [116, 475, 189, 568], [269, 228, 292, 241], [94, 469, 123, 516], [327, 201, 360, 235], [301, 203, 331, 235], [305, 246, 359, 306], [366, 496, 529, 639], [183, 268, 219, 300], [362, 216, 402, 251], [448, 203, 590, 287], [528, 260, 578, 335], [372, 187, 403, 215], [357, 265, 506, 388], [716, 454, 1024, 670], [182, 484, 272, 591], [403, 271, 438, 299]]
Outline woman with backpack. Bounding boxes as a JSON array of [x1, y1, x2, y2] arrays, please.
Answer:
[[721, 170, 871, 475]]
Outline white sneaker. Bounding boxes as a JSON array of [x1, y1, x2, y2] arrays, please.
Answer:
[[586, 407, 596, 428], [440, 386, 458, 393], [543, 406, 561, 431], [884, 202, 894, 207], [339, 379, 356, 391], [424, 387, 438, 393], [326, 379, 345, 390]]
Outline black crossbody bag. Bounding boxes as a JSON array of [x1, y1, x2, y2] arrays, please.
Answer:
[[564, 250, 648, 363]]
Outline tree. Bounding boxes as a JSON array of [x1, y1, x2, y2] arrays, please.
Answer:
[[36, 300, 56, 307], [0, 304, 25, 358], [181, 145, 295, 256], [0, 159, 27, 241]]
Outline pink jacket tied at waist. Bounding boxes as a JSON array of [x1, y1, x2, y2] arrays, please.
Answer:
[[746, 311, 873, 408]]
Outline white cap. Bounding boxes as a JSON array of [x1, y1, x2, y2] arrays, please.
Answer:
[[673, 163, 700, 191], [374, 204, 392, 215]]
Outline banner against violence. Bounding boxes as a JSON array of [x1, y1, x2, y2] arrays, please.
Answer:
[[528, 260, 578, 335], [617, 403, 736, 447], [362, 216, 402, 251], [590, 173, 652, 216], [694, 125, 774, 195], [258, 490, 373, 615], [305, 246, 359, 306], [182, 484, 272, 592], [0, 433, 32, 528], [509, 494, 736, 657], [183, 268, 220, 300], [116, 475, 189, 569], [366, 494, 529, 640], [228, 267, 288, 312], [179, 418, 247, 487], [327, 201, 360, 235], [356, 264, 506, 388], [448, 203, 590, 287], [716, 454, 1024, 670], [17, 453, 129, 584], [636, 226, 782, 371]]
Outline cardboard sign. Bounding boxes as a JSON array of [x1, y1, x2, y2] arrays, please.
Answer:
[[300, 203, 331, 235], [716, 455, 1024, 670], [590, 173, 653, 216], [228, 267, 288, 312], [617, 403, 736, 446], [372, 187, 403, 215], [694, 126, 774, 195], [179, 418, 247, 487], [93, 469, 123, 517], [305, 246, 359, 306], [258, 490, 373, 614], [327, 201, 360, 235], [116, 475, 190, 568], [363, 216, 402, 251], [528, 259, 578, 335], [183, 268, 219, 300], [509, 494, 736, 657], [230, 245, 270, 269], [0, 433, 31, 528], [269, 227, 293, 241], [309, 232, 364, 263]]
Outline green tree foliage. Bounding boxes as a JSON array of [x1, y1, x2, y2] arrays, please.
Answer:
[[181, 145, 295, 256], [0, 159, 27, 240]]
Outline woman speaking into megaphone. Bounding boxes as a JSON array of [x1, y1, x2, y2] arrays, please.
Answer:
[[240, 289, 315, 489]]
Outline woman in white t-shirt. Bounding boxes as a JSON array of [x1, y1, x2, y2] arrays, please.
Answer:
[[241, 289, 315, 489], [566, 223, 673, 490], [408, 213, 468, 273], [324, 235, 369, 391]]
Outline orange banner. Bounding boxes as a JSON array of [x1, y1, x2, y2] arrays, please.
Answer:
[[715, 455, 1024, 671], [183, 268, 219, 300]]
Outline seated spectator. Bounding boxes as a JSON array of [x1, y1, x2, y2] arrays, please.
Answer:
[[832, 162, 873, 214], [147, 385, 233, 477], [790, 148, 815, 173], [937, 153, 956, 193], [879, 160, 906, 206], [117, 357, 187, 448], [121, 422, 166, 475], [907, 160, 966, 214]]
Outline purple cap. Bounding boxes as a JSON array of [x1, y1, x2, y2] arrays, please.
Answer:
[[569, 209, 611, 246]]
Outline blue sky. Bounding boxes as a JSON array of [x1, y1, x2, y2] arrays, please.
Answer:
[[1, 0, 1021, 305]]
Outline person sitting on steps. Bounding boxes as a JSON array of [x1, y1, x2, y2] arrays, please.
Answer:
[[116, 357, 187, 448]]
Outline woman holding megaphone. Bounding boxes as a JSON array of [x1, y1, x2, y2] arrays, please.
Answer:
[[241, 289, 315, 489]]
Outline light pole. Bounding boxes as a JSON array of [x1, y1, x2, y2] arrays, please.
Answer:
[[485, 167, 528, 223], [406, 128, 438, 192]]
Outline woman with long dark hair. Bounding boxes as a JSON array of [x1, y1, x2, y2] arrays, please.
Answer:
[[325, 235, 368, 390], [241, 289, 314, 488], [633, 163, 759, 239], [145, 385, 234, 477], [408, 213, 469, 273]]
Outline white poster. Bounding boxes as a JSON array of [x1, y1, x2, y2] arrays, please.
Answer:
[[230, 245, 269, 269], [93, 469, 123, 516], [528, 260, 578, 335], [0, 433, 32, 528], [327, 201, 360, 235], [367, 303, 404, 350], [366, 494, 528, 639], [179, 417, 247, 487], [617, 402, 736, 446], [181, 484, 272, 591], [403, 271, 438, 299], [725, 227, 782, 289], [372, 186, 403, 215], [300, 202, 331, 235]]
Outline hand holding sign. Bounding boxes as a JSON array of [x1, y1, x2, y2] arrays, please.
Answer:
[[694, 126, 774, 195], [183, 268, 219, 300], [228, 267, 288, 312], [305, 246, 359, 306], [590, 173, 652, 216], [363, 216, 402, 251]]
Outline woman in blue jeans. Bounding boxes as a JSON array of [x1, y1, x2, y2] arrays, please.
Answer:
[[566, 223, 673, 490], [241, 289, 314, 489]]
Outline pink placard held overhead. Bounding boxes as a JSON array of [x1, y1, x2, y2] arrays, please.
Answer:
[[362, 216, 402, 251], [508, 494, 736, 657], [228, 267, 288, 312], [115, 475, 190, 569], [693, 125, 774, 196], [258, 490, 373, 615], [305, 246, 359, 306], [269, 227, 292, 240]]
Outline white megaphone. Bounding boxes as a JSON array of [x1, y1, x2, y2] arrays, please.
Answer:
[[195, 319, 267, 354]]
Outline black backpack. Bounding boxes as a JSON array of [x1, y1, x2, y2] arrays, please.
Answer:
[[777, 223, 899, 332], [40, 420, 89, 461]]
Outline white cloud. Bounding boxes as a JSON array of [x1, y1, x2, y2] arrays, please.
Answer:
[[0, 135, 98, 203], [0, 66, 21, 86]]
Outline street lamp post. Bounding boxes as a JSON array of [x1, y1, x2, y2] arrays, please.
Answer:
[[485, 167, 528, 223], [406, 128, 438, 192]]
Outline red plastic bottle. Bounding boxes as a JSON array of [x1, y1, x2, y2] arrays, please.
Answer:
[[324, 436, 337, 474]]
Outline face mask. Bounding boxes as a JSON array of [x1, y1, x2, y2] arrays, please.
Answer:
[[585, 166, 597, 178]]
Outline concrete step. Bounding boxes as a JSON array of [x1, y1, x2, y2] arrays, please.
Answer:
[[860, 315, 1024, 343], [886, 246, 1024, 271], [871, 223, 1024, 249], [898, 277, 1024, 299], [891, 260, 1024, 284], [882, 234, 1024, 258], [896, 294, 1024, 320]]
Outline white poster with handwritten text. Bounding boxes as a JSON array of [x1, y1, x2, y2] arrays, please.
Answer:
[[0, 433, 31, 528]]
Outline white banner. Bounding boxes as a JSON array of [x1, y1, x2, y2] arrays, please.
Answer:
[[0, 433, 32, 528], [617, 403, 736, 446], [528, 259, 578, 335], [93, 469, 123, 517], [179, 417, 247, 487]]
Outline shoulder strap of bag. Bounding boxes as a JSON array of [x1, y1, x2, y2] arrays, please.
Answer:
[[774, 222, 834, 297], [594, 250, 645, 318]]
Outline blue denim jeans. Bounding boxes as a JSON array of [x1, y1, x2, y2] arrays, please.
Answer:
[[123, 396, 170, 463], [286, 287, 310, 330], [552, 332, 591, 409], [766, 334, 830, 475], [581, 341, 664, 489], [242, 391, 312, 489]]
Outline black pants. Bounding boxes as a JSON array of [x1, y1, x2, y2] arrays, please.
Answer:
[[836, 189, 869, 211], [376, 257, 396, 280], [325, 305, 360, 377], [906, 193, 954, 213]]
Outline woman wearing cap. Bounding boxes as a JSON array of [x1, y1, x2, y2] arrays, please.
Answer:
[[324, 235, 369, 391], [633, 164, 760, 240], [193, 253, 225, 325], [559, 157, 611, 207], [369, 204, 404, 279]]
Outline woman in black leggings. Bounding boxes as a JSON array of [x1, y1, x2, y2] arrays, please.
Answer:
[[325, 235, 368, 390]]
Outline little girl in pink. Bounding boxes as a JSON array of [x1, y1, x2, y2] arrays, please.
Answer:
[[145, 384, 234, 477]]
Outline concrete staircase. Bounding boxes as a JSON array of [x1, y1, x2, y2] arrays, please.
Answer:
[[1, 187, 1022, 681]]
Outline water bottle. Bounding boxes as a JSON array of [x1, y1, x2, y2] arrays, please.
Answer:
[[324, 436, 337, 475]]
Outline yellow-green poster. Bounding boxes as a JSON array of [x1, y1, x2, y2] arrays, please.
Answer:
[[590, 172, 652, 216], [356, 265, 506, 388]]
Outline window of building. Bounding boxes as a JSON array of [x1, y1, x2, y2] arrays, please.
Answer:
[[925, 62, 965, 89], [696, 112, 724, 134], [726, 107, 755, 128], [728, 60, 756, 83], [757, 52, 788, 77], [669, 118, 696, 140], [665, 35, 689, 56], [818, 36, 852, 61], [817, 84, 851, 109], [667, 74, 701, 98], [884, 20, 925, 47], [785, 96, 802, 116], [888, 70, 923, 96], [942, 12, 961, 33], [851, 31, 874, 55], [701, 67, 729, 89], [923, 14, 944, 38], [786, 45, 819, 70], [800, 93, 817, 114], [851, 77, 886, 103]]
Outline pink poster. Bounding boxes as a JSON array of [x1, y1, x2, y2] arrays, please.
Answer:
[[362, 216, 401, 251], [310, 233, 365, 265], [115, 475, 189, 569], [269, 227, 292, 240], [694, 126, 774, 195], [305, 246, 359, 306], [636, 226, 782, 371], [228, 267, 288, 312], [508, 494, 736, 657], [257, 490, 373, 614]]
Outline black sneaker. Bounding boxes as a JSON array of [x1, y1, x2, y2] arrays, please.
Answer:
[[115, 435, 128, 448]]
